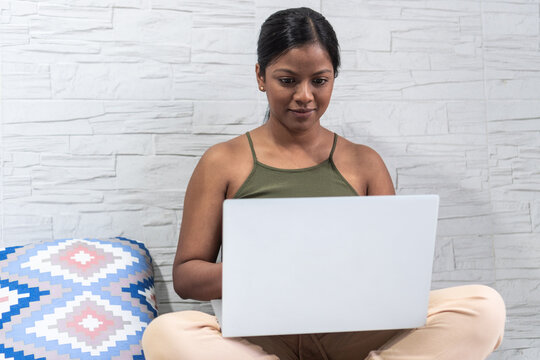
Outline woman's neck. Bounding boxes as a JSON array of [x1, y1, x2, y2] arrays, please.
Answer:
[[263, 118, 327, 149]]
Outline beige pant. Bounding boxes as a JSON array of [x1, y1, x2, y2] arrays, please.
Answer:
[[142, 285, 506, 360]]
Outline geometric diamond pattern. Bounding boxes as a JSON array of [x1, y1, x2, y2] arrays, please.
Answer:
[[21, 239, 138, 287], [0, 279, 49, 330], [123, 278, 158, 318], [27, 291, 146, 356], [0, 237, 157, 360]]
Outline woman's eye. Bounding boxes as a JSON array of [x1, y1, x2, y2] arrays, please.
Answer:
[[279, 78, 294, 85], [313, 78, 328, 85]]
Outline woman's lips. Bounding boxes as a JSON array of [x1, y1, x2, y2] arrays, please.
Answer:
[[289, 109, 315, 118]]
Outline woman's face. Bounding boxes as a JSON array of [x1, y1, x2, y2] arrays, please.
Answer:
[[256, 43, 335, 133]]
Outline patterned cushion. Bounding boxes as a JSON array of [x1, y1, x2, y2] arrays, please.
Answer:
[[0, 237, 157, 360]]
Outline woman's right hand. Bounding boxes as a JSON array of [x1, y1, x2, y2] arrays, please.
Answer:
[[172, 144, 230, 301]]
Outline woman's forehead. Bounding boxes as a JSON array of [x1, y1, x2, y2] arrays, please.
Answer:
[[267, 43, 333, 74]]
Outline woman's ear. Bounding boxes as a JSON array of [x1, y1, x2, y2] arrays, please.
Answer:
[[255, 63, 265, 90]]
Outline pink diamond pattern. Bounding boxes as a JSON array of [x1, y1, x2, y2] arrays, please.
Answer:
[[27, 291, 145, 356], [21, 239, 138, 286]]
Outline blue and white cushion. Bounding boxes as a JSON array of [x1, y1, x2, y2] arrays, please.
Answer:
[[0, 237, 157, 360]]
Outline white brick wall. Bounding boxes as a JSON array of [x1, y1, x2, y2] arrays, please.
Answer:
[[1, 1, 539, 358]]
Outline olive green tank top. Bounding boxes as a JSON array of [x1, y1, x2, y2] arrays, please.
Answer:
[[233, 132, 359, 199]]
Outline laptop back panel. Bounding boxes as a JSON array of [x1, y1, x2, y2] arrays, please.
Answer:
[[219, 195, 439, 337]]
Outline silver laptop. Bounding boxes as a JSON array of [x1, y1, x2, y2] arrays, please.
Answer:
[[211, 195, 439, 337]]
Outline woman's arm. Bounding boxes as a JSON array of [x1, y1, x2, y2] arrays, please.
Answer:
[[363, 146, 395, 196], [173, 144, 230, 301]]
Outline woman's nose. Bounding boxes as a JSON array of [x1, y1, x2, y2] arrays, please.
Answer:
[[294, 82, 314, 104]]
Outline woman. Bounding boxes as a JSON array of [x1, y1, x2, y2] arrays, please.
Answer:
[[142, 7, 506, 360]]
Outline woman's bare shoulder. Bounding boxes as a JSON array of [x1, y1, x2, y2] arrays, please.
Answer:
[[335, 135, 394, 195], [193, 134, 253, 194], [199, 134, 251, 168], [337, 136, 385, 168]]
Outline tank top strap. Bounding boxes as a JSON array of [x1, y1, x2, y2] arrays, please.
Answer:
[[329, 133, 338, 160], [245, 132, 257, 162]]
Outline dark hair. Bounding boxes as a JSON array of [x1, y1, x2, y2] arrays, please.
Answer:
[[257, 7, 341, 78]]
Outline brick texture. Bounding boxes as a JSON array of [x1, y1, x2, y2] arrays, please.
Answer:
[[1, 1, 539, 357]]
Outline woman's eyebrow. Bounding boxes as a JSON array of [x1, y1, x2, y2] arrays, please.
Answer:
[[272, 68, 333, 75]]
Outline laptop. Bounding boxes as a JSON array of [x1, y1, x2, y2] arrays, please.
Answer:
[[211, 194, 439, 337]]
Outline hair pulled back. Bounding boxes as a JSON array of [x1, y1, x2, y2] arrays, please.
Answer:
[[257, 7, 340, 78]]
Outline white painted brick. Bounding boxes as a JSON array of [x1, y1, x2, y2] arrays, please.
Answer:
[[65, 0, 150, 8], [72, 213, 115, 238], [2, 100, 105, 123], [86, 101, 193, 134], [70, 135, 153, 155], [453, 236, 494, 270], [153, 0, 250, 14], [485, 49, 540, 71], [486, 73, 540, 100], [403, 80, 484, 100], [194, 11, 254, 29], [491, 201, 532, 233], [439, 213, 494, 237], [357, 50, 430, 71], [328, 17, 391, 51], [89, 116, 192, 135], [9, 152, 40, 167], [429, 51, 483, 70], [51, 214, 80, 239], [29, 12, 112, 38], [0, 24, 29, 45], [192, 101, 259, 134], [321, 1, 400, 18], [484, 36, 538, 52], [142, 224, 178, 248], [192, 28, 255, 55], [4, 120, 93, 136], [2, 40, 102, 63], [532, 201, 540, 233], [489, 167, 513, 187], [401, 0, 480, 13], [1, 67, 51, 99], [142, 207, 177, 227], [431, 268, 495, 284], [38, 3, 112, 21], [432, 237, 455, 272], [24, 190, 104, 204], [115, 155, 198, 190], [495, 233, 540, 269], [332, 70, 413, 100], [2, 215, 53, 246], [489, 118, 540, 133], [10, 1, 37, 16], [100, 41, 190, 64], [50, 63, 172, 100], [154, 263, 172, 282], [40, 153, 115, 168], [110, 8, 191, 44], [32, 167, 116, 189], [483, 12, 538, 36], [413, 69, 483, 84], [2, 176, 31, 199], [105, 190, 184, 211], [492, 145, 519, 160], [3, 136, 69, 153], [148, 247, 176, 267], [391, 29, 457, 53], [154, 134, 233, 156], [172, 64, 256, 101], [496, 279, 540, 308]]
